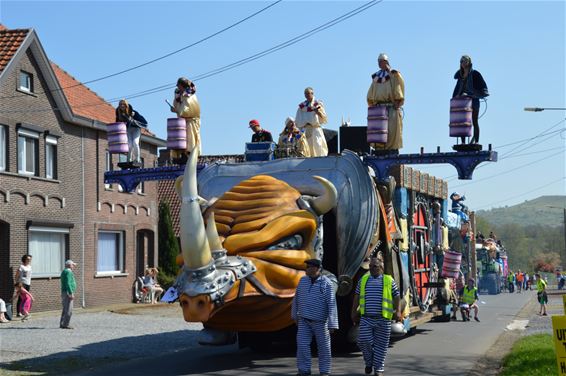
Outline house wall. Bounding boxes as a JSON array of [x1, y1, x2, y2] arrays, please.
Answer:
[[0, 44, 159, 312]]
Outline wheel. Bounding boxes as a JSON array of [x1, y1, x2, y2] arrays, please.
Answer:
[[486, 273, 498, 295]]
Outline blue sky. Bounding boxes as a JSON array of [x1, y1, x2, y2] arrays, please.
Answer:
[[1, 1, 565, 210]]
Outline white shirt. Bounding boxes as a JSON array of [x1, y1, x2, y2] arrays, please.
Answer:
[[18, 264, 32, 285]]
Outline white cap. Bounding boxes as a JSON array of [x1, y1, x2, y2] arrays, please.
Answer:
[[378, 53, 389, 61], [285, 116, 295, 125], [65, 259, 76, 266]]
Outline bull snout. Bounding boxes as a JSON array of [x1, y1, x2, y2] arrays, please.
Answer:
[[180, 294, 215, 322]]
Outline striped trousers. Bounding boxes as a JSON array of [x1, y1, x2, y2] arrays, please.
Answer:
[[357, 316, 391, 373], [296, 318, 332, 375]]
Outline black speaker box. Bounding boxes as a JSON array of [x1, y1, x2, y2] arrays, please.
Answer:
[[339, 126, 370, 154]]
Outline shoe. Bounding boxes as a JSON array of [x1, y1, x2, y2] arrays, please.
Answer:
[[365, 365, 373, 374], [451, 316, 457, 321], [375, 371, 384, 376], [16, 313, 22, 318], [474, 317, 480, 322], [543, 313, 548, 316], [21, 314, 30, 322], [60, 325, 74, 329]]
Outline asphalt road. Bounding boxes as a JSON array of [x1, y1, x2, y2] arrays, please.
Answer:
[[71, 290, 533, 376]]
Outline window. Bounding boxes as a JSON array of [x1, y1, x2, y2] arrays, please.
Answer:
[[18, 128, 39, 175], [19, 71, 33, 92], [45, 135, 57, 179], [97, 231, 124, 273], [104, 151, 112, 189], [29, 227, 68, 277], [0, 125, 6, 172]]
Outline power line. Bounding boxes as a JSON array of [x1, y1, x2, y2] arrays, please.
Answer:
[[494, 118, 566, 149], [0, 1, 283, 100], [502, 146, 565, 159], [473, 176, 566, 210], [0, 0, 382, 113]]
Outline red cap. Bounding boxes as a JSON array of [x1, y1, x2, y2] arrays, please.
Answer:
[[249, 119, 260, 127]]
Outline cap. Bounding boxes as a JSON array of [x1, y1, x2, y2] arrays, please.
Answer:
[[305, 258, 322, 268], [378, 53, 389, 62], [285, 116, 295, 126], [249, 119, 260, 128], [65, 259, 76, 266]]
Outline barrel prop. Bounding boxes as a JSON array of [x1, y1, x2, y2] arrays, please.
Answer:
[[449, 97, 473, 137], [107, 122, 129, 154], [367, 105, 388, 143], [167, 118, 187, 150], [441, 250, 462, 278]]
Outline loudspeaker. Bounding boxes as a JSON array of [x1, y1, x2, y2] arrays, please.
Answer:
[[323, 129, 338, 155], [340, 126, 370, 154]]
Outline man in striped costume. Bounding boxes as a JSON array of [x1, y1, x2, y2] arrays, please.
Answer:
[[292, 258, 338, 376], [351, 258, 401, 376]]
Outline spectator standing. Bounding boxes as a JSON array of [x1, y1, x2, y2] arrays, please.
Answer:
[[15, 254, 32, 317], [248, 119, 273, 143], [13, 283, 34, 321], [535, 273, 548, 316], [351, 257, 402, 376], [291, 258, 338, 376], [516, 270, 523, 293], [60, 260, 77, 329]]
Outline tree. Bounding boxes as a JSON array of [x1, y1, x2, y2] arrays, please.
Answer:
[[531, 252, 561, 273], [158, 201, 179, 277]]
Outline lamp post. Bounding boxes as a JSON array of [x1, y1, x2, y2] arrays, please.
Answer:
[[524, 107, 566, 112], [547, 205, 566, 270]]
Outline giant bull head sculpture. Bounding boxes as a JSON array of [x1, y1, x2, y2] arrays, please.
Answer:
[[175, 151, 337, 333]]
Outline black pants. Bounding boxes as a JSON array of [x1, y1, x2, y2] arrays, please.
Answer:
[[461, 103, 480, 144], [16, 283, 30, 315]]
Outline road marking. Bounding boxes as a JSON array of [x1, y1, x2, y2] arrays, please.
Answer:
[[506, 319, 529, 331]]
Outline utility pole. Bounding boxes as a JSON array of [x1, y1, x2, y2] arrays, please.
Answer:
[[470, 212, 477, 280]]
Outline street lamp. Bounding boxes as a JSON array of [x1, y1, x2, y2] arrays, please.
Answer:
[[524, 107, 566, 112], [547, 205, 566, 270]]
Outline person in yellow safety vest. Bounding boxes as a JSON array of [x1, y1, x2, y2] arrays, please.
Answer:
[[507, 270, 515, 293], [535, 273, 548, 316], [351, 257, 402, 376], [459, 278, 480, 322]]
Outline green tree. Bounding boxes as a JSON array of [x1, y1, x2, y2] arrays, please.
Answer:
[[158, 201, 179, 278]]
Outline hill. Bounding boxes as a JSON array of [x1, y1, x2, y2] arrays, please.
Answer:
[[475, 195, 565, 227]]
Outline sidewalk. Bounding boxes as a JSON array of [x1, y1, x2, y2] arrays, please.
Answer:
[[0, 302, 202, 375]]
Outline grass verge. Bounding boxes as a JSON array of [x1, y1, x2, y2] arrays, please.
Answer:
[[499, 333, 556, 376]]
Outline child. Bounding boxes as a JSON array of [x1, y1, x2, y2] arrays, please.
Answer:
[[14, 282, 34, 321], [535, 273, 548, 316]]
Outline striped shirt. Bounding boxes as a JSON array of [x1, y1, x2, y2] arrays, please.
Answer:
[[355, 274, 400, 317], [292, 275, 339, 329]]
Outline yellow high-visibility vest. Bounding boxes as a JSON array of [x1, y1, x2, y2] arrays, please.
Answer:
[[537, 279, 546, 293], [461, 286, 477, 304], [359, 273, 394, 319]]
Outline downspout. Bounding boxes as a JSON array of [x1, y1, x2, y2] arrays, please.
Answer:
[[81, 126, 86, 308]]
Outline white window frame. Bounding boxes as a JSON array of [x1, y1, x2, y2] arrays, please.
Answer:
[[28, 226, 69, 278], [0, 125, 6, 172], [18, 128, 39, 175], [45, 135, 57, 179], [96, 231, 125, 275], [19, 71, 33, 92]]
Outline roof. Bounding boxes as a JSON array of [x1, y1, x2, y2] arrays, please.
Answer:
[[0, 25, 29, 74], [0, 24, 154, 136]]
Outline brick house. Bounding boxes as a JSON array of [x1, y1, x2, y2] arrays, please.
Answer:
[[0, 25, 165, 312]]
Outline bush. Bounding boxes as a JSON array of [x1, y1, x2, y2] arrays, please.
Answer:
[[157, 270, 177, 291]]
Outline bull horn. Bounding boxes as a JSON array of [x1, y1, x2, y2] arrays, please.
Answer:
[[206, 212, 223, 251], [180, 150, 212, 269], [310, 176, 338, 215]]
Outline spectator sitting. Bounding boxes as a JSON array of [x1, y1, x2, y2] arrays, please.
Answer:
[[143, 268, 164, 304], [0, 298, 9, 322]]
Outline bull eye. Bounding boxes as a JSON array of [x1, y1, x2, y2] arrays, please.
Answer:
[[267, 234, 303, 250]]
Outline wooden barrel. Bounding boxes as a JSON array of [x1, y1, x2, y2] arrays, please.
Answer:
[[441, 250, 462, 278], [107, 122, 128, 154], [449, 97, 473, 137], [367, 105, 388, 143], [167, 118, 187, 150]]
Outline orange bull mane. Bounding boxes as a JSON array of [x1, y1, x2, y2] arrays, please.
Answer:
[[182, 175, 319, 332]]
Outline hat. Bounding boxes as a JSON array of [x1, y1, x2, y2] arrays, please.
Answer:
[[65, 259, 76, 266], [305, 259, 322, 268], [249, 119, 260, 128], [378, 53, 389, 61], [285, 116, 295, 126]]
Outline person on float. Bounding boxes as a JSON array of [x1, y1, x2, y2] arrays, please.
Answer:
[[295, 87, 328, 157], [115, 99, 148, 165], [367, 53, 405, 154], [170, 77, 201, 163], [248, 119, 273, 143], [277, 116, 310, 157], [452, 55, 489, 144]]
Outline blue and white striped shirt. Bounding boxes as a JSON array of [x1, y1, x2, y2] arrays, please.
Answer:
[[355, 274, 400, 317], [292, 275, 339, 329]]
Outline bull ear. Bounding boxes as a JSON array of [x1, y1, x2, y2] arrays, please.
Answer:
[[309, 176, 338, 215]]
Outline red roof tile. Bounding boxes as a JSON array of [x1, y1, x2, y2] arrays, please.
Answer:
[[0, 26, 29, 74]]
